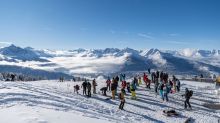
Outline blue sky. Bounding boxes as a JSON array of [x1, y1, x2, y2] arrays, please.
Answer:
[[0, 0, 219, 50]]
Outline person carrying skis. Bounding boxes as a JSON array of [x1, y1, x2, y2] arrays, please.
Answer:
[[92, 79, 97, 94], [81, 81, 87, 95], [106, 78, 111, 91], [158, 81, 164, 99], [111, 81, 117, 99], [87, 82, 92, 97], [130, 81, 136, 99], [148, 68, 151, 74], [182, 88, 192, 109], [119, 88, 125, 110]]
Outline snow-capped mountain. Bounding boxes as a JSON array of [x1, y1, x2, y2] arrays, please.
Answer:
[[0, 45, 219, 78]]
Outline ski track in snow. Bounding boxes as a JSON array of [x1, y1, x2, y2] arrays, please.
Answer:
[[0, 80, 220, 123]]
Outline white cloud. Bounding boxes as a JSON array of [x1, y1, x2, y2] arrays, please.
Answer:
[[0, 42, 12, 44], [110, 31, 115, 33], [45, 28, 52, 30], [124, 31, 129, 34], [137, 34, 155, 39], [170, 34, 180, 36], [82, 28, 87, 30]]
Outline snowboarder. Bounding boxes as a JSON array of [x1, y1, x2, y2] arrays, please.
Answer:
[[182, 88, 192, 109], [154, 78, 159, 96], [126, 82, 131, 93], [119, 88, 125, 110], [87, 82, 92, 97], [134, 76, 139, 86], [81, 81, 87, 95], [158, 81, 164, 99], [92, 79, 97, 94], [60, 77, 62, 82], [130, 81, 136, 99], [114, 79, 118, 95], [148, 68, 151, 74], [144, 76, 151, 89], [106, 78, 111, 91]]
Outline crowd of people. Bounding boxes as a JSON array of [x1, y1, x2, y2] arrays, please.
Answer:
[[71, 69, 196, 110]]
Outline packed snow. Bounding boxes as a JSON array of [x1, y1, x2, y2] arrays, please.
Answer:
[[1, 78, 220, 123]]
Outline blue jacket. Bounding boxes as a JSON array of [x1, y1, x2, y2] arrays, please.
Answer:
[[131, 83, 136, 91], [164, 86, 169, 93]]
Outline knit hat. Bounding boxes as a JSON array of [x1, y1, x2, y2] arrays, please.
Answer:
[[185, 88, 188, 91]]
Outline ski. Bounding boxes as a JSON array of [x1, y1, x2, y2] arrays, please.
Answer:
[[184, 117, 192, 123]]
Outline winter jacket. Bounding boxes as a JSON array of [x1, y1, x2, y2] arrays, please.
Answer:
[[122, 76, 125, 81], [158, 82, 164, 90], [112, 78, 114, 83], [116, 76, 119, 82], [114, 79, 118, 86], [106, 80, 111, 85], [218, 77, 220, 83], [111, 83, 117, 91], [156, 71, 159, 78], [120, 91, 125, 102], [87, 82, 91, 90], [176, 80, 180, 86], [160, 72, 163, 80], [130, 83, 136, 91], [164, 86, 169, 93], [82, 82, 87, 88], [75, 85, 79, 90], [92, 81, 97, 88], [143, 73, 146, 79], [184, 90, 191, 99], [122, 81, 126, 88], [144, 78, 150, 84], [163, 74, 167, 82]]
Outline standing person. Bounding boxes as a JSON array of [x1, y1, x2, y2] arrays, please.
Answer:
[[182, 88, 192, 109], [163, 73, 167, 84], [166, 73, 169, 83], [164, 84, 169, 101], [138, 75, 142, 84], [148, 68, 151, 74], [144, 76, 150, 89], [130, 81, 136, 99], [111, 81, 117, 99], [158, 81, 164, 99], [62, 78, 64, 82], [112, 77, 115, 83], [156, 70, 159, 79], [92, 79, 97, 94], [60, 77, 62, 82], [126, 82, 131, 93], [122, 80, 126, 94], [151, 72, 155, 83], [176, 79, 181, 92], [143, 73, 146, 80], [120, 74, 122, 82], [160, 71, 163, 82], [81, 81, 87, 95], [122, 74, 126, 81], [74, 84, 79, 94], [213, 74, 216, 82], [10, 74, 15, 81], [168, 79, 173, 93], [87, 82, 92, 97], [114, 79, 118, 95], [154, 78, 159, 98], [119, 88, 125, 110], [135, 76, 139, 86], [116, 76, 119, 83], [106, 78, 111, 91]]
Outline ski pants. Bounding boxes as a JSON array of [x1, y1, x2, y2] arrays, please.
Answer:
[[131, 91, 136, 98], [147, 83, 150, 89], [185, 98, 191, 108], [160, 90, 163, 98], [139, 79, 141, 84], [93, 87, 96, 94], [83, 87, 87, 95], [107, 85, 110, 91], [88, 90, 91, 97], [176, 86, 180, 92], [165, 93, 168, 101], [112, 90, 115, 99], [155, 86, 158, 93], [119, 101, 125, 110]]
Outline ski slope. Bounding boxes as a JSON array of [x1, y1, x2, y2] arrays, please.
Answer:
[[0, 79, 220, 123]]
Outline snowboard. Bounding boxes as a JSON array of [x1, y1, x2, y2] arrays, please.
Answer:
[[163, 113, 178, 116], [184, 117, 192, 123]]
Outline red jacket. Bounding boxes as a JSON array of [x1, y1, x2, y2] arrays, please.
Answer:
[[144, 78, 150, 84], [106, 80, 111, 85], [122, 81, 126, 87], [143, 73, 146, 79]]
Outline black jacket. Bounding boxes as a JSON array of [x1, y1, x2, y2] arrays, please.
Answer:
[[82, 82, 87, 88], [156, 71, 159, 78], [183, 91, 191, 99], [160, 72, 163, 79], [111, 83, 117, 91]]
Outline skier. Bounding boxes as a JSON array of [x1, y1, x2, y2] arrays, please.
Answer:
[[164, 84, 169, 101], [156, 70, 159, 79], [213, 74, 216, 81], [135, 76, 139, 86], [166, 73, 169, 82], [62, 78, 64, 82], [130, 81, 136, 99], [182, 88, 192, 109], [111, 81, 117, 99], [122, 74, 126, 81], [106, 78, 111, 91], [74, 85, 79, 94], [148, 68, 151, 74], [154, 78, 159, 97], [168, 79, 173, 93], [176, 79, 180, 92], [112, 77, 115, 83], [60, 77, 62, 82], [151, 72, 155, 83], [138, 75, 142, 84], [119, 88, 125, 110], [92, 79, 97, 94], [87, 82, 92, 97], [81, 81, 87, 95], [116, 76, 119, 83], [160, 71, 163, 82], [158, 81, 164, 99], [143, 73, 146, 80], [10, 74, 15, 81]]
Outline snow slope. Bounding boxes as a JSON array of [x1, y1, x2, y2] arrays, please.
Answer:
[[0, 79, 220, 123]]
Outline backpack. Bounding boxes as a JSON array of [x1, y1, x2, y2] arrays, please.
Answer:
[[189, 90, 193, 97], [118, 93, 121, 99]]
